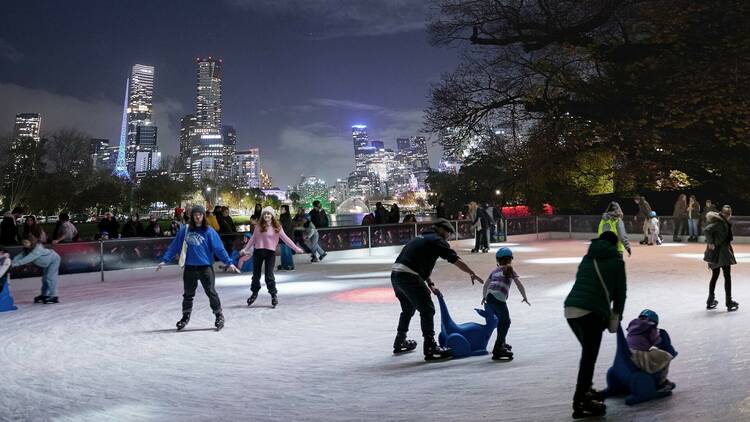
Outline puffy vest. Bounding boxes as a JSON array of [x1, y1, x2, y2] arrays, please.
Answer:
[[598, 217, 625, 253]]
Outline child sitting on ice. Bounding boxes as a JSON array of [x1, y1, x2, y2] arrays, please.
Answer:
[[647, 211, 662, 245], [626, 309, 677, 392]]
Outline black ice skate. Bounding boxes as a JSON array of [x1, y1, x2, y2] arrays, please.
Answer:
[[246, 292, 258, 307], [572, 392, 606, 419], [706, 298, 718, 310], [176, 313, 191, 331], [33, 295, 47, 303], [423, 338, 452, 361], [42, 296, 59, 304], [393, 334, 417, 354], [727, 300, 739, 312], [271, 295, 278, 308], [491, 348, 514, 361], [214, 313, 225, 331]]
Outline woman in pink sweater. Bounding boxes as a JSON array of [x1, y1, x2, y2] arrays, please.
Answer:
[[240, 207, 304, 308]]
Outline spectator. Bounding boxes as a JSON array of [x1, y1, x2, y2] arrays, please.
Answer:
[[374, 202, 388, 225], [22, 215, 47, 244], [402, 213, 417, 223], [143, 215, 163, 237], [51, 213, 78, 244], [98, 212, 120, 239], [634, 196, 652, 245], [205, 208, 220, 231], [222, 207, 236, 232], [170, 214, 183, 237], [251, 204, 262, 223], [388, 204, 400, 224], [435, 200, 448, 219], [0, 212, 19, 245], [687, 195, 701, 242], [701, 199, 717, 233], [672, 194, 688, 242], [361, 213, 375, 225], [278, 205, 296, 271], [214, 205, 232, 234], [309, 200, 330, 228], [121, 213, 144, 238]]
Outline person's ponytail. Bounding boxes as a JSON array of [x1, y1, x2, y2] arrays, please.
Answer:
[[503, 264, 514, 278]]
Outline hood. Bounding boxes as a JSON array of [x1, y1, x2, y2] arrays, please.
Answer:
[[585, 239, 621, 259], [627, 318, 656, 335], [705, 211, 723, 223]]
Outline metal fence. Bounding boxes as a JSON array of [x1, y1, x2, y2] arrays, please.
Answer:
[[6, 215, 749, 280]]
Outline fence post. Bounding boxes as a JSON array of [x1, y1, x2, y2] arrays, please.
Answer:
[[414, 223, 418, 238], [454, 221, 459, 241], [99, 240, 104, 282], [368, 226, 372, 256], [504, 219, 508, 242], [535, 215, 539, 239], [569, 215, 573, 239]]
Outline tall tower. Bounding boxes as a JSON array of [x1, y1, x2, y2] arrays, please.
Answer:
[[193, 57, 224, 181], [126, 64, 157, 175], [113, 78, 131, 179], [12, 113, 41, 142], [179, 114, 197, 173]]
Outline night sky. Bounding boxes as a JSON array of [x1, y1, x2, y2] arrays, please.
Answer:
[[0, 0, 460, 187]]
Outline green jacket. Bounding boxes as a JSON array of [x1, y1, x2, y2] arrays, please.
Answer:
[[564, 239, 627, 318]]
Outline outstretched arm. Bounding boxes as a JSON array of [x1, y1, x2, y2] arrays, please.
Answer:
[[279, 229, 305, 254], [452, 258, 484, 284], [514, 277, 530, 306]]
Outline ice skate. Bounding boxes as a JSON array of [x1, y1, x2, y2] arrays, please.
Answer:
[[423, 338, 452, 361], [319, 253, 327, 261], [33, 295, 47, 303], [727, 300, 739, 312], [491, 348, 514, 361], [176, 313, 191, 331], [706, 298, 718, 310], [246, 292, 258, 307], [214, 313, 225, 331], [657, 379, 676, 393], [393, 334, 417, 354], [271, 295, 278, 308], [572, 392, 606, 419], [42, 296, 59, 304]]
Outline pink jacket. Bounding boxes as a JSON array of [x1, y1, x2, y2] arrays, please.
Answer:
[[242, 224, 304, 254]]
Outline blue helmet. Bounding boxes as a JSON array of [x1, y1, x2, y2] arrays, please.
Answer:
[[649, 211, 657, 218], [639, 309, 659, 324], [496, 247, 513, 259]]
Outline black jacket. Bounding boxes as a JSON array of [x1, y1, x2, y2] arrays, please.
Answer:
[[394, 228, 459, 280], [0, 217, 18, 245], [310, 208, 329, 228], [98, 218, 120, 237]]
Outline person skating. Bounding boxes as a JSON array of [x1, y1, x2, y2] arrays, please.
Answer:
[[481, 247, 530, 361], [597, 202, 631, 257], [240, 207, 304, 308], [390, 218, 484, 361], [278, 205, 296, 271], [703, 205, 738, 311], [309, 200, 329, 228], [11, 234, 62, 304], [157, 205, 239, 331], [634, 196, 652, 245], [647, 211, 662, 246], [564, 231, 627, 419]]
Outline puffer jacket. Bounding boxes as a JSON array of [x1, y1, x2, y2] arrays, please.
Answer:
[[564, 239, 627, 319], [703, 211, 736, 268]]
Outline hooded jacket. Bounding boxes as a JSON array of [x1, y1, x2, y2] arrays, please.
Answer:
[[598, 205, 631, 253], [703, 211, 736, 268], [626, 318, 661, 352], [564, 239, 627, 319]]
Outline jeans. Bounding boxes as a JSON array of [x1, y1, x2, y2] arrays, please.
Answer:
[[474, 229, 488, 251], [391, 271, 435, 338], [688, 219, 699, 237], [280, 244, 294, 269], [567, 312, 606, 395], [41, 254, 61, 296], [252, 249, 277, 296], [486, 294, 511, 351], [307, 232, 326, 259], [182, 265, 222, 314], [709, 265, 732, 303]]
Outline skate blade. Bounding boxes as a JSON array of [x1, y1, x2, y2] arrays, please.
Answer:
[[572, 411, 606, 419], [424, 354, 453, 362], [393, 347, 417, 354]]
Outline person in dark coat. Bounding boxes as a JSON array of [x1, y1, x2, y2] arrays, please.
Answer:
[[143, 215, 163, 237], [435, 200, 448, 219], [672, 194, 688, 241], [0, 212, 19, 245], [278, 205, 296, 271], [361, 213, 375, 225], [251, 204, 262, 224], [121, 214, 144, 238], [222, 207, 236, 232], [98, 212, 120, 239], [389, 204, 400, 224], [374, 202, 388, 225], [635, 196, 652, 244], [703, 205, 738, 311], [309, 200, 329, 228]]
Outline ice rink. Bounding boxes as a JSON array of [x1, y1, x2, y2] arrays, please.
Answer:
[[2, 238, 750, 422]]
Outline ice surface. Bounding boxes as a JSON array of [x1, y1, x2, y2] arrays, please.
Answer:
[[2, 239, 750, 421]]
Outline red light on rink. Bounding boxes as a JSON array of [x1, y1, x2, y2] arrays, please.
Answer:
[[332, 288, 396, 304]]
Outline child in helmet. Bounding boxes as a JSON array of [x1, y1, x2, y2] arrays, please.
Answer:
[[647, 211, 661, 246], [481, 247, 530, 360], [626, 309, 678, 392]]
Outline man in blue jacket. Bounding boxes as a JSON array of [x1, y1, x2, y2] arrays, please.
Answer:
[[158, 205, 239, 331]]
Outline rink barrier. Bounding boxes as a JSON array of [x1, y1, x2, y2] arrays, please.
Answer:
[[4, 215, 750, 280]]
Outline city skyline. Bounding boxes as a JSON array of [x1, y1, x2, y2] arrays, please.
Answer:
[[0, 1, 456, 187]]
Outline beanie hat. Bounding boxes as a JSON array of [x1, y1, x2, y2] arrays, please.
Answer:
[[496, 247, 513, 259], [191, 205, 206, 215], [261, 206, 276, 216]]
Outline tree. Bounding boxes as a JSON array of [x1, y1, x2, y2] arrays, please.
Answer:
[[427, 0, 750, 206], [1, 133, 46, 209], [46, 129, 93, 176], [289, 192, 301, 209]]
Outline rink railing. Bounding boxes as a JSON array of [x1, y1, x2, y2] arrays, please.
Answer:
[[5, 215, 750, 280]]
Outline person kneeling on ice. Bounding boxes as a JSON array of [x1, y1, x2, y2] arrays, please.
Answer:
[[390, 218, 484, 361], [11, 234, 62, 304], [626, 309, 677, 392], [157, 205, 239, 331], [481, 247, 530, 361]]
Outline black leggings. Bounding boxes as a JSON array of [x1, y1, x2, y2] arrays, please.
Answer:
[[567, 313, 606, 396], [709, 265, 732, 303]]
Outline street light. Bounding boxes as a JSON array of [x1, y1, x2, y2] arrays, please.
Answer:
[[495, 189, 501, 196]]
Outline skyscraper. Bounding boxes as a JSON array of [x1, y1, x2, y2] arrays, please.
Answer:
[[222, 125, 237, 162], [12, 113, 41, 142], [125, 64, 157, 175], [232, 148, 260, 189], [178, 114, 197, 173], [352, 125, 369, 170], [5, 113, 42, 192], [192, 57, 225, 181]]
